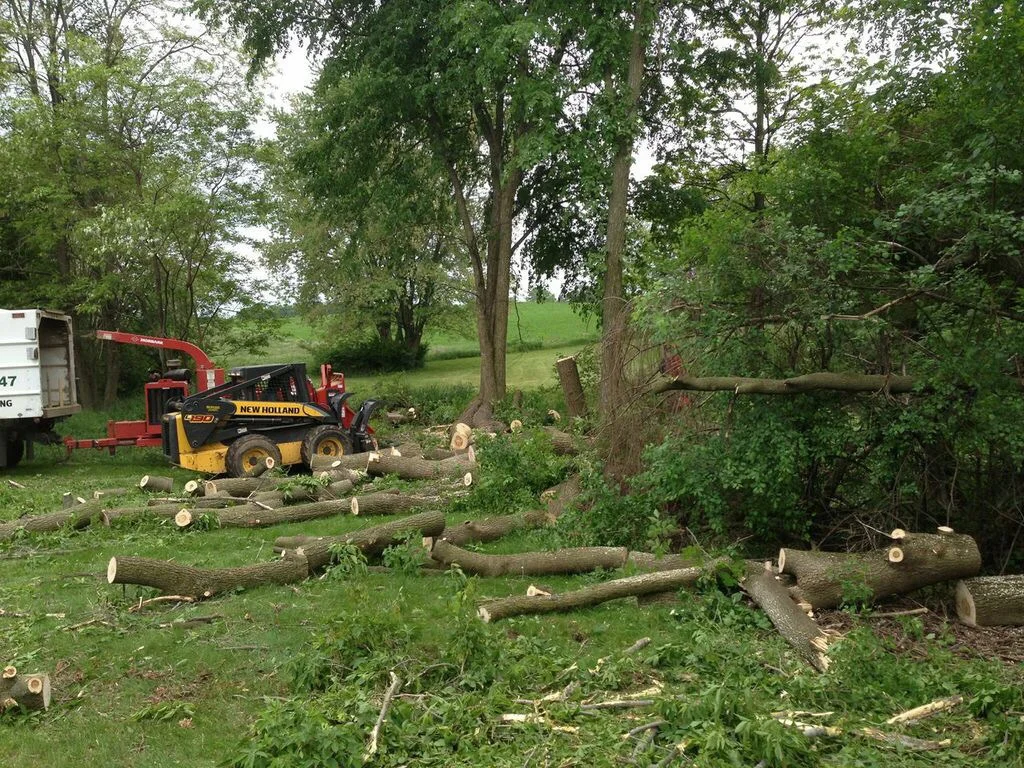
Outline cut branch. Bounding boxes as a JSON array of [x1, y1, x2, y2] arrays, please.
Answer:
[[430, 540, 628, 577], [652, 372, 916, 396], [742, 563, 830, 672], [106, 552, 309, 599]]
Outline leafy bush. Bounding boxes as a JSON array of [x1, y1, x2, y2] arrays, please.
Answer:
[[368, 378, 476, 424], [313, 335, 428, 374]]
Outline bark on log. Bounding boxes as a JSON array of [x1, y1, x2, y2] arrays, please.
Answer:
[[309, 453, 373, 472], [742, 563, 830, 672], [393, 442, 423, 457], [183, 480, 203, 497], [147, 497, 241, 509], [955, 576, 1024, 627], [367, 452, 474, 481], [422, 447, 457, 461], [430, 540, 627, 577], [386, 408, 417, 426], [317, 468, 363, 484], [627, 551, 702, 572], [652, 372, 916, 396], [541, 474, 582, 521], [289, 510, 447, 572], [556, 356, 589, 420], [0, 667, 51, 711], [103, 504, 197, 525], [139, 475, 174, 493], [204, 476, 277, 497], [351, 492, 446, 516], [434, 510, 551, 547], [179, 499, 354, 529], [107, 552, 309, 598], [249, 457, 275, 477], [0, 507, 96, 541], [542, 427, 578, 456], [780, 531, 981, 609], [477, 565, 717, 623]]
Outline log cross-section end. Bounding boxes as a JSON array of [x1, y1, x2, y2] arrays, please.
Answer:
[[350, 498, 360, 515], [175, 510, 193, 528], [477, 606, 493, 623], [107, 557, 119, 584], [2, 666, 16, 680], [954, 581, 976, 627], [888, 547, 904, 563]]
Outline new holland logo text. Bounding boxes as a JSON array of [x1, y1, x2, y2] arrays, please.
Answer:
[[238, 404, 303, 415]]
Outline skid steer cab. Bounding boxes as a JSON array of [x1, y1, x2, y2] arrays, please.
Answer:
[[162, 362, 378, 477]]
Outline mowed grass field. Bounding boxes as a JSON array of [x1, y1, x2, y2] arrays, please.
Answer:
[[214, 301, 598, 392]]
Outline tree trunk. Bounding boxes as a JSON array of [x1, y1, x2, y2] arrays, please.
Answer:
[[432, 510, 552, 547], [351, 492, 447, 516], [288, 510, 446, 571], [0, 667, 51, 711], [652, 372, 916, 396], [107, 553, 309, 598], [477, 565, 714, 623], [627, 551, 702, 572], [742, 562, 830, 672], [367, 453, 474, 481], [780, 530, 981, 609], [430, 540, 628, 577], [423, 447, 457, 461], [176, 499, 353, 529], [139, 475, 174, 493], [542, 427, 579, 456], [556, 356, 589, 420], [0, 507, 96, 541], [540, 474, 583, 521], [955, 575, 1024, 627], [599, 0, 648, 481]]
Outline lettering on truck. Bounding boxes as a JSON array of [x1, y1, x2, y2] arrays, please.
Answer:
[[238, 405, 304, 416], [0, 399, 12, 408], [0, 375, 17, 386]]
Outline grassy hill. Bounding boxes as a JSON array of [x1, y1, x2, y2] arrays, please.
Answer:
[[215, 300, 598, 393]]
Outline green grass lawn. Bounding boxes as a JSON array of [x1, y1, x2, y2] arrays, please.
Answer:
[[1, 439, 1022, 767]]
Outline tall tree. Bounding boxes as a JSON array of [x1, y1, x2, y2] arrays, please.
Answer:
[[199, 0, 578, 425], [0, 0, 263, 405]]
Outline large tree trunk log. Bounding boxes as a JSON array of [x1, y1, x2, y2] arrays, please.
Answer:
[[139, 475, 174, 493], [103, 504, 206, 526], [477, 565, 715, 623], [107, 553, 309, 598], [541, 474, 582, 521], [423, 447, 457, 461], [433, 510, 551, 547], [542, 427, 578, 456], [178, 499, 355, 529], [955, 576, 1024, 627], [204, 477, 278, 497], [627, 551, 702, 572], [0, 667, 51, 711], [316, 468, 363, 485], [780, 530, 981, 609], [287, 510, 447, 572], [351, 492, 447, 517], [556, 356, 588, 420], [0, 507, 95, 541], [309, 453, 373, 472], [430, 540, 627, 577], [92, 488, 129, 500], [652, 372, 916, 396], [367, 453, 474, 481], [147, 497, 242, 509], [393, 442, 423, 457], [742, 563, 830, 672]]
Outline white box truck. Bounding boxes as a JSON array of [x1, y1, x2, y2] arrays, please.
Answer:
[[0, 308, 81, 468]]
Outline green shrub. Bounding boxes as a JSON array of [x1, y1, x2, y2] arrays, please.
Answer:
[[313, 335, 428, 374]]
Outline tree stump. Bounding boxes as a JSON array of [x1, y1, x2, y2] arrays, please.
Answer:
[[555, 355, 589, 420]]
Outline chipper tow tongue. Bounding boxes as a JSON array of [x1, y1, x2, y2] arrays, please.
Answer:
[[162, 362, 378, 477]]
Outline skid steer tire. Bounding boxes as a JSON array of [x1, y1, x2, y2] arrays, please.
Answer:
[[301, 426, 353, 468], [226, 435, 282, 478]]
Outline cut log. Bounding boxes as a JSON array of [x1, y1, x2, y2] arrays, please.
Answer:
[[652, 372, 916, 396], [450, 422, 474, 452], [179, 499, 354, 529], [430, 540, 628, 577], [386, 408, 417, 426], [204, 476, 276, 498], [367, 453, 474, 481], [434, 510, 551, 547], [477, 564, 720, 623], [393, 442, 423, 457], [309, 453, 373, 472], [556, 355, 589, 420], [102, 504, 196, 525], [627, 551, 702, 572], [317, 468, 363, 484], [0, 506, 96, 541], [779, 531, 981, 609], [107, 552, 309, 599], [955, 576, 1024, 627], [509, 419, 523, 432], [542, 427, 577, 456], [139, 475, 174, 493], [289, 510, 447, 572], [742, 562, 830, 672], [147, 497, 241, 509], [250, 456, 275, 477], [0, 667, 51, 711], [184, 480, 204, 497], [541, 474, 582, 521], [351, 492, 447, 517]]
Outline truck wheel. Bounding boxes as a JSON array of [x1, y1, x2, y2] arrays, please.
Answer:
[[301, 426, 353, 467], [226, 435, 282, 478], [4, 437, 25, 469]]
